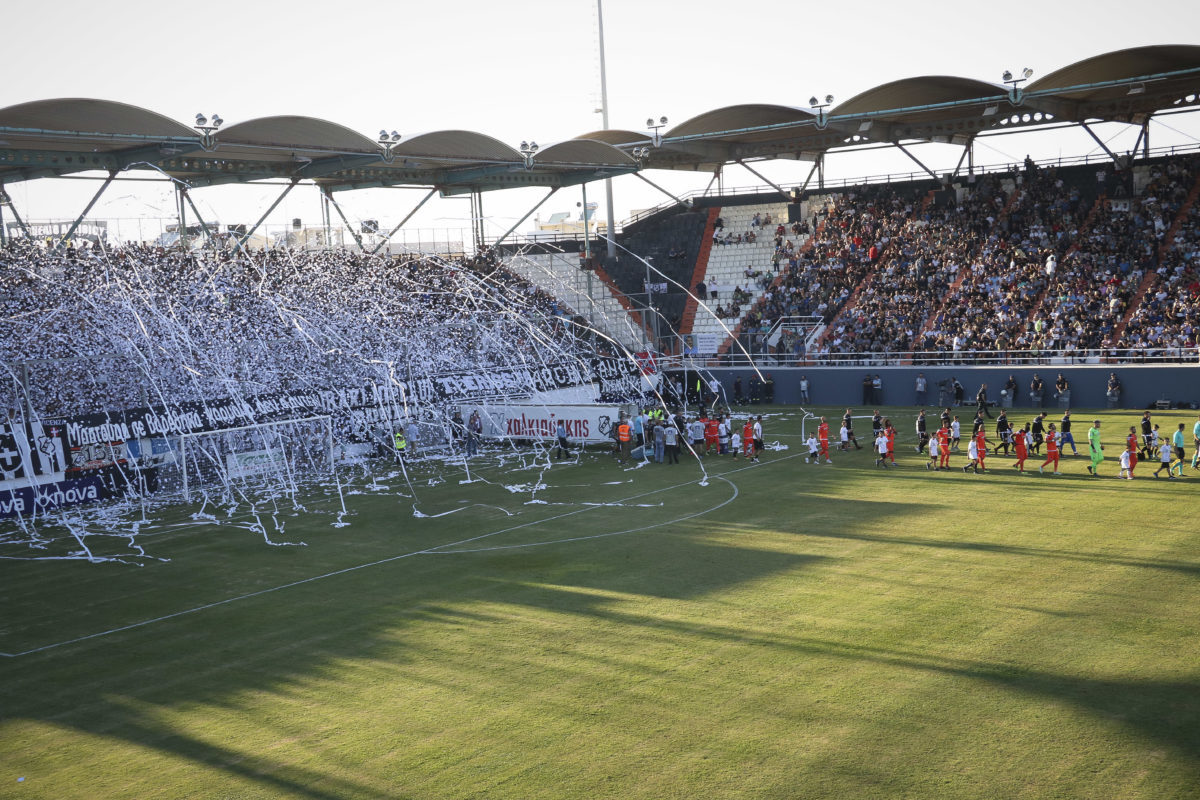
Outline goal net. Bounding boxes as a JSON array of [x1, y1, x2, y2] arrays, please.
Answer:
[[154, 416, 333, 503]]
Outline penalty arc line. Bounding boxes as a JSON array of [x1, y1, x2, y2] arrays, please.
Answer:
[[1, 453, 800, 659]]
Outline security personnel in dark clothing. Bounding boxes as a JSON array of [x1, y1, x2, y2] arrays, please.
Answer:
[[976, 383, 993, 418]]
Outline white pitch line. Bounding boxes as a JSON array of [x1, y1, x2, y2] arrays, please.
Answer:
[[2, 452, 801, 658], [430, 476, 738, 554]]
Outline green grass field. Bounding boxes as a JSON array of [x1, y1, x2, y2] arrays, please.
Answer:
[[2, 405, 1199, 799]]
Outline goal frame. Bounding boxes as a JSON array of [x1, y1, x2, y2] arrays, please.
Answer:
[[179, 415, 334, 503]]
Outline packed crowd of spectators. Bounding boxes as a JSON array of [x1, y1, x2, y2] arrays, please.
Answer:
[[1115, 156, 1200, 356], [0, 241, 589, 419], [715, 152, 1200, 364], [823, 176, 1006, 354], [745, 186, 915, 341]]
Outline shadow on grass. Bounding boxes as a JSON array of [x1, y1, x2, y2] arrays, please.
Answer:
[[788, 496, 1200, 579], [537, 602, 1200, 775], [4, 478, 1198, 795], [0, 529, 830, 797]]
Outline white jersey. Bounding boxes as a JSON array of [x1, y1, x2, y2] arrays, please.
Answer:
[[951, 420, 961, 438], [840, 425, 849, 442], [718, 422, 730, 442], [731, 432, 741, 451], [929, 436, 939, 458], [689, 421, 705, 442], [875, 433, 889, 455], [1119, 450, 1131, 468], [807, 436, 819, 455], [753, 421, 762, 440], [1160, 441, 1174, 462], [968, 439, 979, 460]]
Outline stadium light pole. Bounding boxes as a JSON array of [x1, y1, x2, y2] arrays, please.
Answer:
[[193, 113, 224, 151], [809, 95, 834, 130], [647, 116, 669, 147], [377, 130, 402, 163], [1002, 67, 1034, 104], [596, 0, 616, 261]]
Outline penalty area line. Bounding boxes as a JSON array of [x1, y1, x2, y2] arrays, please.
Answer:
[[2, 451, 803, 658]]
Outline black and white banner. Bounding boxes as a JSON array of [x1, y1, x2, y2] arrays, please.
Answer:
[[2, 355, 654, 515]]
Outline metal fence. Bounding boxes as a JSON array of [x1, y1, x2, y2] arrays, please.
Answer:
[[660, 347, 1200, 369]]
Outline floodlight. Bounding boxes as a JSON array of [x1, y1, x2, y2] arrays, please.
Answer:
[[646, 118, 654, 128], [390, 131, 400, 141], [659, 116, 668, 126], [212, 115, 223, 128], [809, 96, 818, 106], [1022, 67, 1033, 79], [1002, 70, 1012, 82], [825, 94, 834, 105], [196, 114, 207, 126]]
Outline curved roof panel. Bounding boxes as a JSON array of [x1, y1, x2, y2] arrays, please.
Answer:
[[834, 76, 1004, 118], [216, 115, 378, 153], [0, 98, 198, 157], [1027, 44, 1200, 97], [667, 104, 817, 141], [0, 98, 197, 138], [573, 129, 649, 148], [535, 139, 638, 166], [394, 131, 520, 162]]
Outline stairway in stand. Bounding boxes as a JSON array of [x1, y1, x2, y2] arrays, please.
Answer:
[[1110, 169, 1200, 343], [678, 207, 721, 338], [715, 213, 828, 357], [591, 262, 654, 346]]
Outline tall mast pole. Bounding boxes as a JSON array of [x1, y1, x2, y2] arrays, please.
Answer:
[[597, 0, 617, 260]]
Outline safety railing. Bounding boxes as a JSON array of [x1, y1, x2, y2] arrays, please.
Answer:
[[618, 141, 1200, 229], [658, 346, 1200, 369]]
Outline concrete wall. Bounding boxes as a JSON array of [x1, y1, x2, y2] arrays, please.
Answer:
[[680, 365, 1200, 411]]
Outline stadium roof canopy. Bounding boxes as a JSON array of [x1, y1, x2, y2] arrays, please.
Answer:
[[0, 44, 1196, 198]]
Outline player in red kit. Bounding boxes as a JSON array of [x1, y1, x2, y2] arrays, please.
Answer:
[[1126, 426, 1139, 477], [884, 420, 896, 464], [742, 419, 755, 460], [974, 427, 989, 472], [1039, 423, 1061, 475], [937, 423, 951, 470], [1013, 423, 1030, 473], [817, 417, 831, 464], [704, 415, 720, 455]]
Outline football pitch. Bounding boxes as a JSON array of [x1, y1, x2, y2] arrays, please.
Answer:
[[2, 406, 1199, 799]]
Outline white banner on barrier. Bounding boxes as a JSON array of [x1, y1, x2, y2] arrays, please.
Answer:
[[464, 404, 632, 444]]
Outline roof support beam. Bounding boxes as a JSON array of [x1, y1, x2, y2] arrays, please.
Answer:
[[239, 178, 299, 249], [370, 187, 438, 255], [180, 186, 216, 249], [893, 142, 941, 184], [735, 159, 790, 202], [323, 187, 366, 252], [633, 172, 688, 209], [494, 187, 557, 247], [0, 185, 32, 240], [54, 170, 116, 251], [950, 134, 977, 179], [1079, 120, 1122, 165], [797, 158, 821, 195]]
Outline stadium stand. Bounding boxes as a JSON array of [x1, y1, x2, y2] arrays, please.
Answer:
[[690, 201, 797, 345], [0, 243, 589, 418]]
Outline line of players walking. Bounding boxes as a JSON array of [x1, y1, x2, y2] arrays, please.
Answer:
[[811, 408, 1200, 479], [611, 410, 768, 465]]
